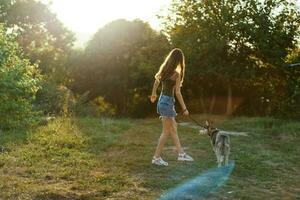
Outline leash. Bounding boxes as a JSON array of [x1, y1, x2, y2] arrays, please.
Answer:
[[187, 114, 207, 129]]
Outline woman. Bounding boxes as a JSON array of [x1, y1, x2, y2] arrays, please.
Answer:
[[150, 48, 194, 166]]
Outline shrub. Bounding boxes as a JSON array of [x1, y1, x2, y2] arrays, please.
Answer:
[[35, 81, 76, 116], [0, 25, 42, 129], [74, 94, 116, 117]]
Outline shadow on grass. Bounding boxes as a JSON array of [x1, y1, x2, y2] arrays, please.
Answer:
[[33, 193, 78, 200], [1, 116, 299, 200], [72, 116, 132, 154]]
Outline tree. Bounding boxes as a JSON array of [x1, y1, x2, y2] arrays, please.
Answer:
[[0, 0, 75, 83], [71, 19, 170, 116], [1, 0, 77, 115], [160, 0, 300, 116], [278, 47, 300, 118], [0, 25, 42, 129]]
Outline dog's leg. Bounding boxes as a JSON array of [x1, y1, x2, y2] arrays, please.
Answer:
[[224, 137, 230, 166], [220, 155, 224, 166], [216, 154, 221, 167], [213, 148, 219, 166], [225, 154, 229, 165], [215, 148, 222, 167], [225, 146, 230, 166], [217, 142, 225, 167], [217, 159, 222, 167], [214, 152, 219, 166]]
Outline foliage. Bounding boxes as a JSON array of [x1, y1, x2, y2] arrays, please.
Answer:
[[279, 47, 300, 118], [0, 0, 76, 115], [74, 95, 116, 117], [0, 24, 42, 129], [1, 0, 299, 119], [71, 19, 170, 117], [35, 81, 76, 116], [0, 0, 75, 82], [91, 96, 116, 116], [160, 0, 300, 117]]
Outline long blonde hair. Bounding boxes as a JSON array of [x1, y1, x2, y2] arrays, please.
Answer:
[[155, 48, 185, 86]]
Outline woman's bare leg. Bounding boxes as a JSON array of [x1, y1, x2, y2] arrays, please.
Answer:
[[154, 117, 171, 157], [169, 118, 184, 154]]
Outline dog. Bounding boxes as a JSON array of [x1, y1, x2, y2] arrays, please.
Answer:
[[200, 120, 230, 167]]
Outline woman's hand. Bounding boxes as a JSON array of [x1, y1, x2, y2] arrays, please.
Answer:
[[149, 95, 157, 103], [183, 108, 189, 115]]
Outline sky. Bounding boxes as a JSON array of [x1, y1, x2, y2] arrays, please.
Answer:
[[42, 0, 172, 47], [42, 0, 300, 47]]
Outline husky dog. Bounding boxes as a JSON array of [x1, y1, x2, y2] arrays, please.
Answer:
[[200, 120, 230, 167]]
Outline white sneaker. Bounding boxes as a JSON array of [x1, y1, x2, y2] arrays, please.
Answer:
[[178, 153, 194, 162], [152, 156, 168, 166]]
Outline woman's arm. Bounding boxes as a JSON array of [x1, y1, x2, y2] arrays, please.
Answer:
[[150, 79, 160, 103], [175, 74, 189, 115]]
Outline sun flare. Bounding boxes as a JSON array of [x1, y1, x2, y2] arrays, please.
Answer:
[[43, 0, 171, 36]]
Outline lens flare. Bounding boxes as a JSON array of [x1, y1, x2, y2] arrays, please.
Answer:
[[158, 162, 235, 200]]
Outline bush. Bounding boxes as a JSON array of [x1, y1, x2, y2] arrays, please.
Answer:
[[0, 25, 42, 129], [35, 81, 76, 116], [74, 94, 116, 117]]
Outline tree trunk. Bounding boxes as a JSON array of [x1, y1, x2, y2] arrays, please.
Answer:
[[200, 96, 207, 114], [226, 84, 232, 115], [209, 93, 216, 114]]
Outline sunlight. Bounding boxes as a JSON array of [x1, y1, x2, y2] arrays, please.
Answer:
[[44, 0, 171, 33]]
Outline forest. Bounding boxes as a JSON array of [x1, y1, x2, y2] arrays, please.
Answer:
[[1, 1, 300, 199], [0, 0, 299, 129]]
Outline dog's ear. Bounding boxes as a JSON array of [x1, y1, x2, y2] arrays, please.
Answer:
[[205, 120, 210, 127]]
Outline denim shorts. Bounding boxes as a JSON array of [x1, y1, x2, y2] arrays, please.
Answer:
[[157, 95, 177, 118]]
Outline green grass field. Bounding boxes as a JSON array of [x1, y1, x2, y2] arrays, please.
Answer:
[[0, 115, 299, 200]]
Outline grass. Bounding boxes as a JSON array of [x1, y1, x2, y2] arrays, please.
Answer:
[[0, 115, 299, 199]]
